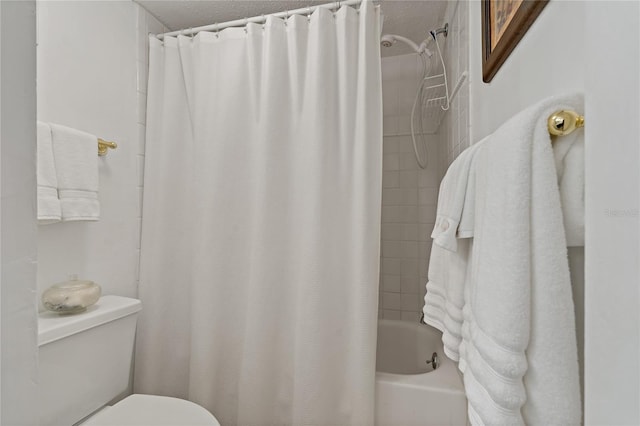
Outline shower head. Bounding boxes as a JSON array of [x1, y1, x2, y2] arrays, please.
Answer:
[[380, 34, 396, 48], [380, 34, 433, 57]]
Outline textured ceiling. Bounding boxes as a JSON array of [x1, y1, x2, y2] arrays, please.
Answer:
[[136, 0, 449, 57]]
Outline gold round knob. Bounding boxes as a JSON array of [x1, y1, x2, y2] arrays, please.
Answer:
[[548, 110, 585, 137]]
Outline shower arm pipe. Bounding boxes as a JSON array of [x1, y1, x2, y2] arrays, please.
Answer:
[[156, 0, 370, 40]]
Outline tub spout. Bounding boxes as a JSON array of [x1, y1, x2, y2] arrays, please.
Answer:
[[426, 352, 439, 370]]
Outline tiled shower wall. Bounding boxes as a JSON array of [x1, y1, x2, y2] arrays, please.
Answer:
[[441, 0, 470, 167], [379, 54, 441, 322]]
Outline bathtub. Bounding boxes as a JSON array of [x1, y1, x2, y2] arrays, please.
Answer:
[[375, 319, 468, 426]]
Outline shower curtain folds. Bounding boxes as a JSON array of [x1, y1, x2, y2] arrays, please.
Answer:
[[134, 1, 383, 425]]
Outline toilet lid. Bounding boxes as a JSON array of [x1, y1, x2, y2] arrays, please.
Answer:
[[83, 394, 220, 426]]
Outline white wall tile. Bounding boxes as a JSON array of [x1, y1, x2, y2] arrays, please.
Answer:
[[400, 259, 419, 277], [398, 170, 418, 187], [401, 293, 423, 311], [401, 311, 422, 322], [383, 116, 399, 136], [383, 153, 399, 171], [401, 241, 419, 258], [382, 171, 399, 188], [397, 136, 415, 153], [382, 275, 401, 293], [383, 137, 399, 154], [382, 292, 401, 310], [380, 53, 440, 320], [382, 188, 418, 205], [382, 258, 402, 275], [382, 80, 399, 116], [418, 224, 433, 242], [439, 0, 470, 175], [400, 275, 420, 293], [397, 116, 412, 135], [397, 82, 417, 116], [419, 188, 439, 205], [383, 310, 402, 320], [419, 259, 430, 278], [419, 205, 437, 224], [419, 242, 431, 263], [381, 240, 402, 258]]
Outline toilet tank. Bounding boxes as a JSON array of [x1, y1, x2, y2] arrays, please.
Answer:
[[38, 295, 142, 426]]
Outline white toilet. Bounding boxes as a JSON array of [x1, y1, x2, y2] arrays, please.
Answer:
[[38, 295, 220, 426]]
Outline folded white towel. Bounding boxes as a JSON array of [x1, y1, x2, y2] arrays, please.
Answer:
[[424, 140, 484, 360], [37, 122, 62, 224], [431, 139, 485, 252], [423, 238, 471, 361], [431, 138, 487, 251], [50, 124, 100, 221], [553, 132, 585, 247]]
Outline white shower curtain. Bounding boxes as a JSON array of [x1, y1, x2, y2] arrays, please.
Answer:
[[134, 2, 382, 425]]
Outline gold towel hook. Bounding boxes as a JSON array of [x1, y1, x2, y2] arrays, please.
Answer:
[[548, 110, 585, 137], [98, 138, 118, 156]]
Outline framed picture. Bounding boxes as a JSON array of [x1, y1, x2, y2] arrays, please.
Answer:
[[481, 0, 549, 82]]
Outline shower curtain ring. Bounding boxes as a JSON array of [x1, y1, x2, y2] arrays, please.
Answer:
[[189, 28, 194, 39], [261, 14, 266, 30], [284, 10, 289, 26], [244, 18, 249, 34], [307, 6, 312, 22], [214, 22, 219, 38]]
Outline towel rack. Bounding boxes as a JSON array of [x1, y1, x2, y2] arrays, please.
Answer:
[[97, 138, 117, 156], [548, 110, 584, 136]]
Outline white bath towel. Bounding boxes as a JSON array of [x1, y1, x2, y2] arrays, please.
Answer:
[[50, 124, 100, 221], [431, 139, 485, 252], [424, 139, 484, 361], [423, 238, 471, 361], [464, 94, 581, 425], [553, 132, 585, 247], [37, 121, 62, 224], [424, 93, 582, 426]]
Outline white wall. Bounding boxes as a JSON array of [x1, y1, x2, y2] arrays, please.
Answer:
[[36, 1, 164, 306], [0, 1, 38, 424], [468, 1, 585, 142], [584, 2, 639, 423], [379, 54, 440, 322]]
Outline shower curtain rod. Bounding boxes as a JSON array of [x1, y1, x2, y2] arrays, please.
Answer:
[[157, 0, 365, 40]]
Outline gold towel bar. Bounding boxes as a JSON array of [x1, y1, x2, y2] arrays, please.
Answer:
[[94, 113, 581, 155], [548, 110, 585, 137], [97, 138, 118, 156]]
